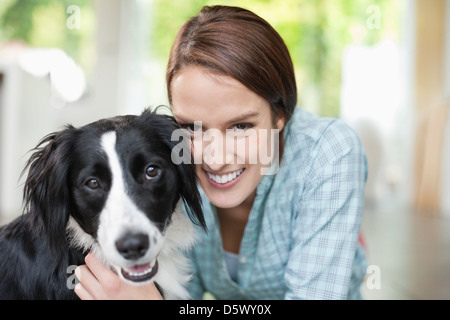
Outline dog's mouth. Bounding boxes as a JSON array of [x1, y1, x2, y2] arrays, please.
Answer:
[[120, 259, 159, 283]]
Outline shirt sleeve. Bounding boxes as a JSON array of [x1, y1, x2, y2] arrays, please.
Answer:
[[284, 119, 368, 299]]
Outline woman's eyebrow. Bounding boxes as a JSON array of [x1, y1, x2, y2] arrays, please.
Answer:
[[174, 111, 260, 125], [226, 111, 260, 125]]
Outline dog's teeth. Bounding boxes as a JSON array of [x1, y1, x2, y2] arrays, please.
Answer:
[[128, 267, 152, 277], [126, 259, 157, 277]]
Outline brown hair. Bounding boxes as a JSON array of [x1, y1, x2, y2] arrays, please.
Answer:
[[166, 5, 297, 123]]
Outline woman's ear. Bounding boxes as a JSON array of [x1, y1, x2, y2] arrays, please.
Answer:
[[276, 114, 286, 132]]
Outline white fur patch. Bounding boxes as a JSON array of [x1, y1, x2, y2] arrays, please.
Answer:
[[98, 131, 163, 268], [153, 201, 196, 300]]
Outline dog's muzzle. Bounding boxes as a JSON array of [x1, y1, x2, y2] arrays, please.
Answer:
[[114, 232, 159, 283]]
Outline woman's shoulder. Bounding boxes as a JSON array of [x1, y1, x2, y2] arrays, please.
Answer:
[[284, 108, 364, 159], [286, 108, 360, 142], [276, 108, 367, 188]]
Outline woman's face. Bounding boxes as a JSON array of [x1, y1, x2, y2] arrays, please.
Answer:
[[170, 66, 284, 209]]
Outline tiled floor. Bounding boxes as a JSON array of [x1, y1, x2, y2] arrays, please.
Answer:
[[360, 201, 450, 300]]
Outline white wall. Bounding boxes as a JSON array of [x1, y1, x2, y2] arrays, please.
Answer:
[[0, 65, 55, 221], [339, 0, 415, 208], [440, 0, 450, 215]]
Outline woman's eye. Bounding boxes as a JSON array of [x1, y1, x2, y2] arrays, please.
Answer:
[[85, 178, 99, 190], [182, 122, 202, 133], [145, 165, 160, 179], [232, 123, 253, 132]]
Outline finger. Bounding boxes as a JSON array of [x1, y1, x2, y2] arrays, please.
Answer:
[[74, 283, 93, 300], [84, 252, 118, 285], [84, 252, 124, 297], [75, 264, 105, 299]]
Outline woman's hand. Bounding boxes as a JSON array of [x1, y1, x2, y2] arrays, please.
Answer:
[[75, 252, 163, 300]]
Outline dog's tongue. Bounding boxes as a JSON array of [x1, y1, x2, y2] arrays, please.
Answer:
[[129, 263, 151, 273]]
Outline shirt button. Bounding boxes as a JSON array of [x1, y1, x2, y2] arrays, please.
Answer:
[[240, 256, 247, 264]]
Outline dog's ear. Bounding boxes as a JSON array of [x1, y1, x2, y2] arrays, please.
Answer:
[[22, 125, 78, 250], [139, 108, 207, 231], [170, 129, 207, 231]]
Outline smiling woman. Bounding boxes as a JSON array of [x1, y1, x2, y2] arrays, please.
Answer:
[[164, 5, 368, 300], [166, 6, 295, 214], [170, 66, 284, 210]]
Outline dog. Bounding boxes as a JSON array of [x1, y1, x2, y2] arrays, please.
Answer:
[[0, 109, 206, 300]]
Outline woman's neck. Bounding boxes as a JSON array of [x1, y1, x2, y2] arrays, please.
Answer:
[[216, 190, 256, 253]]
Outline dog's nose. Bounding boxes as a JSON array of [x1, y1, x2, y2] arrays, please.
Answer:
[[115, 233, 149, 260]]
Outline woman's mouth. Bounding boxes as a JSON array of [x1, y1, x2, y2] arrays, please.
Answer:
[[206, 168, 244, 188]]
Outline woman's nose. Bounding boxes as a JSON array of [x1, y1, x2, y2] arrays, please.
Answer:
[[200, 129, 235, 170]]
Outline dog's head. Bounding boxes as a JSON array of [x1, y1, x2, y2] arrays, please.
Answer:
[[23, 109, 205, 284]]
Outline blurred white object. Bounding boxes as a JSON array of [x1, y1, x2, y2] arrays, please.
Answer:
[[18, 48, 86, 105], [350, 118, 384, 206], [0, 44, 87, 221], [340, 39, 407, 206]]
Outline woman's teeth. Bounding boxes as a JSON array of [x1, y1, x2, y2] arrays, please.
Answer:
[[207, 169, 244, 184]]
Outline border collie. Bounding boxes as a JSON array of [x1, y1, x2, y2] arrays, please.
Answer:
[[0, 109, 206, 300]]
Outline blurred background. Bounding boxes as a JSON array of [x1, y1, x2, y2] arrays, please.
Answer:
[[0, 0, 449, 299]]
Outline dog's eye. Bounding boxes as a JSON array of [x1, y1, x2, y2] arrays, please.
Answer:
[[86, 179, 100, 189], [145, 165, 160, 179]]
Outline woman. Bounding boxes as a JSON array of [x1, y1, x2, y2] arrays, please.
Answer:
[[75, 5, 368, 300]]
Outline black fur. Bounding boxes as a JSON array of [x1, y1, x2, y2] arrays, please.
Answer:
[[0, 109, 205, 299]]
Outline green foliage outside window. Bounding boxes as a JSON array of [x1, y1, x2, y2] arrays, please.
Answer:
[[0, 0, 94, 72]]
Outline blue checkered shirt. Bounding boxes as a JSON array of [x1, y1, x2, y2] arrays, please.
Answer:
[[184, 108, 368, 300]]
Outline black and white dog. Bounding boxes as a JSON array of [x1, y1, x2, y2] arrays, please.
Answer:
[[0, 109, 205, 300]]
